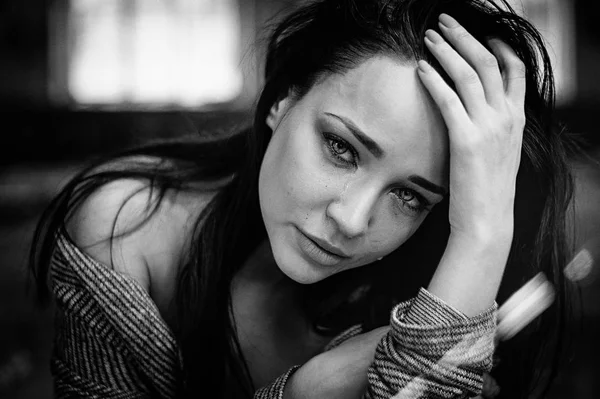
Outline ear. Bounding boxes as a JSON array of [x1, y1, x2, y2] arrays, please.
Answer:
[[266, 96, 293, 131]]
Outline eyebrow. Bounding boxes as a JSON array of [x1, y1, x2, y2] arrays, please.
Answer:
[[408, 175, 447, 197], [324, 112, 384, 158]]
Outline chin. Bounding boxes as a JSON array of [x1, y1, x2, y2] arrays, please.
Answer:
[[276, 255, 329, 285], [271, 244, 334, 285]]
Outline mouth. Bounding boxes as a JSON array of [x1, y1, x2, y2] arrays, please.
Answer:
[[296, 228, 350, 266], [304, 232, 350, 258]]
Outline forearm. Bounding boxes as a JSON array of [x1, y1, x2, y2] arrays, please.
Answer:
[[427, 226, 513, 317]]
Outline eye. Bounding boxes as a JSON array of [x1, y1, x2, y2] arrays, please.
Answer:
[[323, 133, 357, 166], [392, 188, 429, 215], [331, 140, 348, 155]]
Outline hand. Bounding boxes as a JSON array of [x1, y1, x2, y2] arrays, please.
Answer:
[[416, 14, 526, 315], [283, 326, 389, 399], [418, 13, 525, 245]]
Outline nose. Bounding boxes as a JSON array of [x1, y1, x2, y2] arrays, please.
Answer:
[[326, 183, 378, 238]]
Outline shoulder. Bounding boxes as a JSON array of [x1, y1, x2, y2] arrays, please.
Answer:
[[66, 171, 216, 295]]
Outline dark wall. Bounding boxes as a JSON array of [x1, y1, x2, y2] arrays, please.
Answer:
[[0, 109, 251, 165], [575, 0, 600, 102], [564, 0, 600, 149], [0, 0, 48, 107]]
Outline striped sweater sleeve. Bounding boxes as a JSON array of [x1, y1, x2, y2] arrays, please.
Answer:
[[365, 288, 497, 398], [50, 233, 182, 398]]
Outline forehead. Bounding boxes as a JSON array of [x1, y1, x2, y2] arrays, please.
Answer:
[[307, 56, 449, 184]]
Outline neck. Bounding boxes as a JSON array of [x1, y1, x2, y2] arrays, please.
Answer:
[[230, 239, 307, 340], [233, 239, 301, 297]]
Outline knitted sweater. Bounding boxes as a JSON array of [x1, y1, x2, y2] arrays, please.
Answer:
[[50, 233, 497, 398]]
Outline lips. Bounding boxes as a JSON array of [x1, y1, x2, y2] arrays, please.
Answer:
[[295, 227, 351, 267], [302, 231, 350, 258]]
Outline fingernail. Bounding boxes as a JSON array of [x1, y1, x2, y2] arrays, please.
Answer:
[[417, 60, 432, 73], [425, 29, 442, 44], [439, 13, 458, 29]]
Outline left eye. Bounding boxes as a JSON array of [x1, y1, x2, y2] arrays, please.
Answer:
[[324, 134, 357, 166], [392, 188, 428, 214], [397, 189, 415, 202]]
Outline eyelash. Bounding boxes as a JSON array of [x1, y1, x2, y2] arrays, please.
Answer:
[[322, 133, 430, 215]]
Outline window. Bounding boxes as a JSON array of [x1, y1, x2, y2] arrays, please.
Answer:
[[50, 0, 250, 109]]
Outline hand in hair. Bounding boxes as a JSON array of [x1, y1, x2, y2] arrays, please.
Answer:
[[417, 14, 526, 317]]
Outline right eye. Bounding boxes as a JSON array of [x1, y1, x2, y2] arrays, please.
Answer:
[[323, 133, 357, 167]]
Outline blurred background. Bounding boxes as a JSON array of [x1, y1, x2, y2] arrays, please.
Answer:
[[0, 0, 599, 397]]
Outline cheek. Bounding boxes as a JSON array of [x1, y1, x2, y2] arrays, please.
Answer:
[[365, 213, 426, 257], [259, 136, 290, 221], [259, 126, 331, 222]]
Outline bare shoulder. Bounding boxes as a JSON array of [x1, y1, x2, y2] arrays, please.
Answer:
[[66, 175, 216, 296]]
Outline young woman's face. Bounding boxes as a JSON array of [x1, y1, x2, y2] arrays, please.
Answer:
[[259, 56, 449, 284]]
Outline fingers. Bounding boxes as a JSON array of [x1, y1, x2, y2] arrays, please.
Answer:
[[424, 29, 486, 114], [417, 60, 470, 133], [488, 39, 527, 109], [437, 14, 506, 107], [424, 14, 527, 124], [420, 15, 526, 136]]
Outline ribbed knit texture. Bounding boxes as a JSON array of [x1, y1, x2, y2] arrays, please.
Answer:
[[50, 233, 496, 398], [365, 291, 497, 399], [52, 234, 182, 398]]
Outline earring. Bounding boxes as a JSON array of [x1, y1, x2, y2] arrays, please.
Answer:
[[377, 257, 383, 261]]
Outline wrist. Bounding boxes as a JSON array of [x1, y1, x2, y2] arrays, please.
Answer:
[[447, 229, 513, 272], [450, 221, 513, 250], [427, 224, 513, 317]]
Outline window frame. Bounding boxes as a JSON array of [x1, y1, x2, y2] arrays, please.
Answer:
[[47, 0, 259, 111]]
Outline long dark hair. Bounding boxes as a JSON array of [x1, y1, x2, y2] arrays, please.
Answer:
[[30, 0, 576, 397]]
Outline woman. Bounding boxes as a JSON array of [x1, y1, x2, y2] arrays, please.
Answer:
[[29, 0, 575, 397]]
